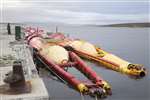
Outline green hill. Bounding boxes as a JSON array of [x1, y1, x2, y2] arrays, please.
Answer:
[[101, 22, 150, 27]]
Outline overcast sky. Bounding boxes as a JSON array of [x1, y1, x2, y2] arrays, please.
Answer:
[[1, 0, 150, 25]]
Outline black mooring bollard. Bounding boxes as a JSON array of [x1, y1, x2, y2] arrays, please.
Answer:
[[15, 26, 21, 40], [2, 60, 31, 94], [7, 23, 11, 35], [4, 60, 26, 88]]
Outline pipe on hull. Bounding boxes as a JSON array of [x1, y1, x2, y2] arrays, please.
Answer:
[[75, 47, 146, 78], [26, 33, 111, 98], [70, 51, 111, 95], [46, 33, 147, 78]]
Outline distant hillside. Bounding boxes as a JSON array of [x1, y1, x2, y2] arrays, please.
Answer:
[[101, 23, 150, 27]]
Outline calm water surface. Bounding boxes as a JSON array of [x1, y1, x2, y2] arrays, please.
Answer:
[[35, 25, 150, 100]]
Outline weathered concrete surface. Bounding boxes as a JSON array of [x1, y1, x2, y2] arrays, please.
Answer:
[[0, 28, 49, 100], [0, 67, 49, 100], [0, 35, 15, 56]]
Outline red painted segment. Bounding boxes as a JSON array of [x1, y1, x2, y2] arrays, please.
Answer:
[[37, 53, 82, 90], [69, 52, 103, 83]]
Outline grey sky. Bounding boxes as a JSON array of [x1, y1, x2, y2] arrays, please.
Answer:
[[1, 0, 150, 25]]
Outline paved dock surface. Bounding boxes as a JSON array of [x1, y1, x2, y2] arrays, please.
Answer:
[[0, 67, 48, 100], [0, 29, 49, 100]]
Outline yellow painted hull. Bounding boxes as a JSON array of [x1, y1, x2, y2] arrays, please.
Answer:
[[74, 46, 146, 78], [46, 39, 146, 78]]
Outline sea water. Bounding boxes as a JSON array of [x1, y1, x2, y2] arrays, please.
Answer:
[[11, 23, 150, 100]]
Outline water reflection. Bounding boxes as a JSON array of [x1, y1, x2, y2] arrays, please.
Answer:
[[41, 26, 150, 100]]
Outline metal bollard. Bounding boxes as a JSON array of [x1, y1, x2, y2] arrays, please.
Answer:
[[0, 60, 31, 94], [7, 23, 11, 35], [15, 26, 21, 40]]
